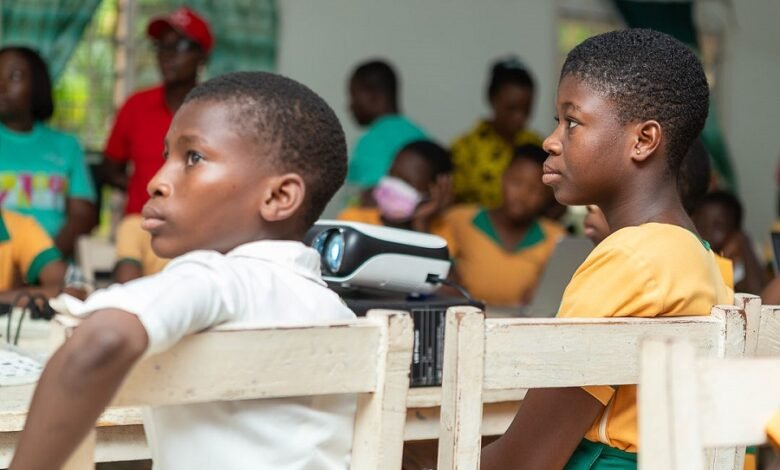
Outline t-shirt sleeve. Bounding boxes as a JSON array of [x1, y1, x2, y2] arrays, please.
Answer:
[[8, 213, 62, 285], [104, 99, 133, 163], [65, 135, 97, 201], [557, 245, 660, 406], [58, 252, 242, 356], [115, 216, 144, 266]]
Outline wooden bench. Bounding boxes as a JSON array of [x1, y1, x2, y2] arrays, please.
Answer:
[[436, 305, 748, 469], [50, 310, 414, 470]]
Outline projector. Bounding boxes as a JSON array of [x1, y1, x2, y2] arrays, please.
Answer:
[[304, 220, 451, 295]]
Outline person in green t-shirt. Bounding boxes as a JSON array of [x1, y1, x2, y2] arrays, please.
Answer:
[[0, 46, 97, 258], [347, 59, 427, 204]]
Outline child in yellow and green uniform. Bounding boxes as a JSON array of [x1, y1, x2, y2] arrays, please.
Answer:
[[0, 209, 66, 295], [113, 214, 169, 283], [444, 144, 564, 306], [479, 29, 731, 469]]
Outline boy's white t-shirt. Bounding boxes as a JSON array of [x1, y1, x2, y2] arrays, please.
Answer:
[[58, 240, 357, 470]]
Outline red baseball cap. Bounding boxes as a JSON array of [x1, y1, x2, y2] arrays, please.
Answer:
[[147, 6, 214, 54]]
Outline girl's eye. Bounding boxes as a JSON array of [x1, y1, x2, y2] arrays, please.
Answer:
[[186, 151, 204, 166]]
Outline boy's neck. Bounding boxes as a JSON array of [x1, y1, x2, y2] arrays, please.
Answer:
[[602, 180, 695, 234]]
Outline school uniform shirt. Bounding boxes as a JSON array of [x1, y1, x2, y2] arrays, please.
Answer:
[[557, 223, 733, 453], [104, 86, 174, 215], [443, 205, 565, 306], [337, 206, 456, 254], [0, 210, 61, 290], [450, 120, 542, 208], [0, 122, 96, 236], [346, 115, 427, 188], [114, 214, 169, 277], [56, 240, 357, 470]]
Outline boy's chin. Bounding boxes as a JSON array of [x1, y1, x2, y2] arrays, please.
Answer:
[[150, 239, 185, 260]]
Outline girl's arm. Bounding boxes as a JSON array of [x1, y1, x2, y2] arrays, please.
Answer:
[[481, 387, 605, 470]]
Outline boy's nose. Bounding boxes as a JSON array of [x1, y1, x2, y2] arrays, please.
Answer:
[[147, 168, 172, 198]]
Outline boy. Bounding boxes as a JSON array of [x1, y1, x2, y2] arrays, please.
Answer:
[[339, 139, 452, 240], [11, 72, 356, 469], [346, 60, 427, 200], [693, 190, 766, 294], [444, 144, 564, 306], [480, 29, 731, 469]]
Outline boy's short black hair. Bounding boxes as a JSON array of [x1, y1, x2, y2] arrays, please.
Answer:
[[398, 140, 452, 178], [184, 71, 347, 227], [0, 46, 54, 121], [351, 59, 398, 103], [678, 138, 711, 214], [561, 29, 709, 173], [488, 57, 534, 100], [510, 143, 547, 168], [699, 190, 743, 229]]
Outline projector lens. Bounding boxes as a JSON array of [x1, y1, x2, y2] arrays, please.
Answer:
[[311, 228, 345, 274], [324, 231, 345, 273]]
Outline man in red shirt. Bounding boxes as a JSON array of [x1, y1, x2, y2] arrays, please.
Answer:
[[101, 6, 213, 215]]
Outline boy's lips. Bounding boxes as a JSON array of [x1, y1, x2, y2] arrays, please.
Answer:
[[141, 206, 166, 232], [542, 163, 562, 185]]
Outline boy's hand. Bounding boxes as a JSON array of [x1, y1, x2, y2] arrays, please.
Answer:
[[10, 309, 148, 469], [411, 174, 453, 232]]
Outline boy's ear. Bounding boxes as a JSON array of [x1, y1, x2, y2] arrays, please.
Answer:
[[259, 173, 306, 223], [631, 120, 663, 163]]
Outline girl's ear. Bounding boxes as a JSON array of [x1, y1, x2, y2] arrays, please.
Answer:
[[259, 173, 306, 223], [631, 120, 662, 163]]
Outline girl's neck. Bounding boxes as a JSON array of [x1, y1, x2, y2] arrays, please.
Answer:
[[602, 179, 695, 234], [488, 208, 532, 250], [1, 114, 34, 133]]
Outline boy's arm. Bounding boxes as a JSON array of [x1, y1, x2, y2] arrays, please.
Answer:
[[480, 387, 604, 470], [10, 309, 147, 469]]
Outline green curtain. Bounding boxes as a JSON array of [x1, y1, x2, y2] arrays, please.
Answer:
[[612, 0, 738, 191], [0, 0, 101, 80], [167, 0, 277, 76]]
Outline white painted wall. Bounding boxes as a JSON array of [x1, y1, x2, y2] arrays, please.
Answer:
[[717, 0, 780, 242], [276, 0, 557, 215]]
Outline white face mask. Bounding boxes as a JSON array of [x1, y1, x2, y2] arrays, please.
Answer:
[[372, 176, 422, 222]]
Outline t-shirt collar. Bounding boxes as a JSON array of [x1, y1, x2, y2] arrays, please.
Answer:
[[227, 240, 325, 285]]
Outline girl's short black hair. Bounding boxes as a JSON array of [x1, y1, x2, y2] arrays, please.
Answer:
[[0, 46, 54, 121], [561, 29, 709, 174], [487, 56, 534, 100]]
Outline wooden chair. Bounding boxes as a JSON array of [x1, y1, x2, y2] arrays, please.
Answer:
[[75, 235, 116, 288], [436, 305, 748, 470], [51, 310, 414, 470], [639, 336, 780, 470]]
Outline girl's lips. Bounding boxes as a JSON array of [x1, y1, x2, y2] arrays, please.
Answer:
[[542, 163, 562, 185]]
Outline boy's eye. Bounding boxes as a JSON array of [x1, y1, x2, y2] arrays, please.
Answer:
[[162, 150, 169, 161], [567, 119, 579, 129], [186, 151, 204, 166]]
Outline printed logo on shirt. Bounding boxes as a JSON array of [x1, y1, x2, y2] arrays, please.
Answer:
[[0, 172, 68, 211]]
